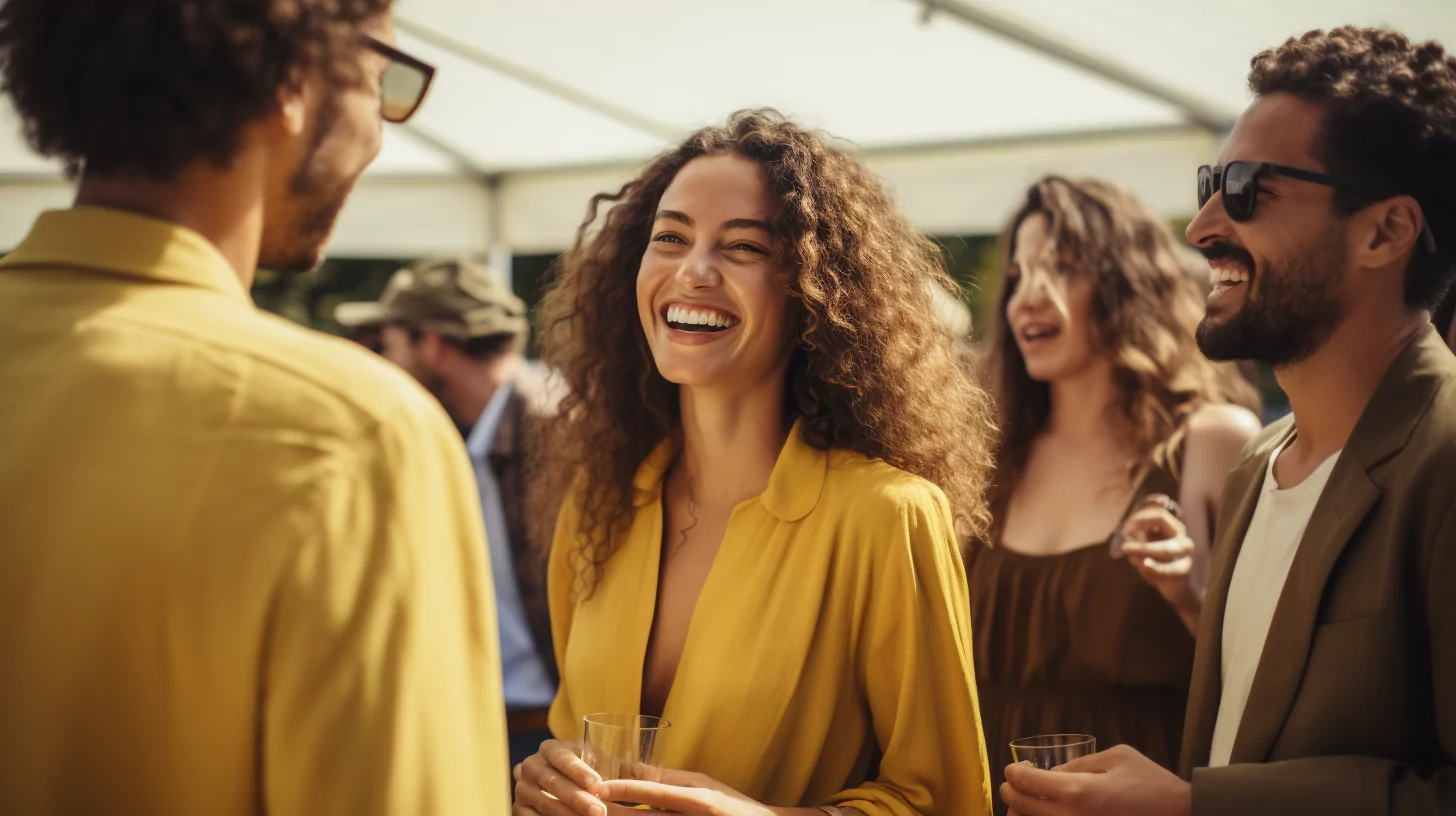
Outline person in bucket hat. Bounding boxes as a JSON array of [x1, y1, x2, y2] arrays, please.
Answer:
[[339, 258, 560, 773]]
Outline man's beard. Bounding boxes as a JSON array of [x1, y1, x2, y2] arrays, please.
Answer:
[[1195, 234, 1347, 368], [258, 95, 356, 273], [416, 366, 472, 437]]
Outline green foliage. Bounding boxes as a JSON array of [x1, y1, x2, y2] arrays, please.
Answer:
[[251, 258, 402, 336], [931, 234, 1000, 340]]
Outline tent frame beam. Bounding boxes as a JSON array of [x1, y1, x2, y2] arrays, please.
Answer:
[[916, 0, 1234, 132], [396, 16, 679, 141], [489, 122, 1212, 180], [400, 121, 494, 183]]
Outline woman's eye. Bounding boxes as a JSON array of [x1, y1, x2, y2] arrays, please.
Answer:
[[727, 242, 766, 254], [652, 233, 686, 245]]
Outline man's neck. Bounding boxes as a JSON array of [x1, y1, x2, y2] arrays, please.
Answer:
[[675, 372, 791, 511], [74, 158, 267, 287], [1273, 309, 1428, 477]]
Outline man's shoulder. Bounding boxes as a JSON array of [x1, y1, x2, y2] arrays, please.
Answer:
[[239, 311, 447, 440], [1238, 413, 1295, 464], [1401, 358, 1456, 473], [162, 301, 452, 451]]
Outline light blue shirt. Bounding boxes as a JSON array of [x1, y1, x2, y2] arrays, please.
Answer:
[[466, 382, 557, 710]]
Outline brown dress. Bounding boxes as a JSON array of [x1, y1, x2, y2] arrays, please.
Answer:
[[965, 464, 1195, 815]]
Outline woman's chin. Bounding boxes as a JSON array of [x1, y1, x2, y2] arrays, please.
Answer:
[[655, 364, 722, 389], [1022, 362, 1066, 383]]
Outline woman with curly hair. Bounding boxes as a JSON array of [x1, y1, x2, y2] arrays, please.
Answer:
[[967, 175, 1261, 812], [511, 110, 997, 816]]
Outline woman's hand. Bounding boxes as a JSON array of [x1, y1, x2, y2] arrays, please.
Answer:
[[1119, 496, 1201, 632], [598, 769, 832, 816], [512, 739, 608, 816]]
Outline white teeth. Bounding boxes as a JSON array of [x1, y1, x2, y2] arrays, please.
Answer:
[[1209, 267, 1250, 286], [664, 305, 739, 328]]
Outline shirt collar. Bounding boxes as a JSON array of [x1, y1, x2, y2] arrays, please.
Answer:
[[1264, 432, 1343, 495], [0, 206, 251, 304], [630, 417, 827, 522], [467, 381, 516, 461]]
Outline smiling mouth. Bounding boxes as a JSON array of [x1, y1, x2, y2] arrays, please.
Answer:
[[663, 304, 740, 333], [1209, 263, 1252, 294], [1019, 325, 1061, 344]]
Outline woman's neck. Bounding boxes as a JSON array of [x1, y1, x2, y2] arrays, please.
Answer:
[[675, 378, 790, 509], [1045, 359, 1123, 443]]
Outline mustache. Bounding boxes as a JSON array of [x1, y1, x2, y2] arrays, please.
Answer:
[[1199, 241, 1256, 271]]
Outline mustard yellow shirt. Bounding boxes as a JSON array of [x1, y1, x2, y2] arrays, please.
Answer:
[[548, 422, 993, 816], [0, 208, 509, 815]]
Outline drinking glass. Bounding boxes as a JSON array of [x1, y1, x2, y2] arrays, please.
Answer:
[[1009, 734, 1097, 770], [582, 713, 671, 810]]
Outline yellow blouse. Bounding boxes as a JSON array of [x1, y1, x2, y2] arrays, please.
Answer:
[[547, 421, 992, 816]]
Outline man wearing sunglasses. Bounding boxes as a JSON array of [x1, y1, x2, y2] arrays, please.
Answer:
[[0, 2, 507, 815], [1002, 25, 1456, 816]]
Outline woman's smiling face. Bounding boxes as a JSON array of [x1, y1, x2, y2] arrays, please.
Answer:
[[637, 152, 800, 389]]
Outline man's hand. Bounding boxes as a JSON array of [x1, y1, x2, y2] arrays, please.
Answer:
[[1001, 745, 1191, 816]]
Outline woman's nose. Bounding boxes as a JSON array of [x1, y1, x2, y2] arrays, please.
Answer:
[[675, 248, 721, 289]]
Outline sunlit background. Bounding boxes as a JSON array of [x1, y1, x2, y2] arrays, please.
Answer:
[[4, 0, 1454, 418]]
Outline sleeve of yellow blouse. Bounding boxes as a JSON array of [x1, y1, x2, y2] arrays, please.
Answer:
[[827, 483, 994, 816], [547, 493, 581, 742], [263, 401, 509, 816]]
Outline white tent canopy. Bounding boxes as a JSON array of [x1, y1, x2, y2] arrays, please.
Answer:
[[1, 0, 1453, 262]]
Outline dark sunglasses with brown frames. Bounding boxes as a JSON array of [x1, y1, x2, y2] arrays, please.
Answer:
[[1198, 160, 1438, 256], [362, 36, 436, 124]]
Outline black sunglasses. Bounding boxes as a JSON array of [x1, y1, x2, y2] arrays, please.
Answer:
[[362, 36, 436, 124], [1198, 161, 1437, 256]]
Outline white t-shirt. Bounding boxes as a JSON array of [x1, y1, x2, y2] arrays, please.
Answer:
[[1208, 437, 1342, 767]]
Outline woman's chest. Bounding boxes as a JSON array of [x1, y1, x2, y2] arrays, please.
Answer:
[[1000, 447, 1136, 555], [562, 509, 863, 742]]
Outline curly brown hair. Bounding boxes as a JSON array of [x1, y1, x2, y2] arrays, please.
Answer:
[[1249, 26, 1456, 309], [984, 176, 1260, 521], [536, 109, 997, 594], [0, 0, 392, 180]]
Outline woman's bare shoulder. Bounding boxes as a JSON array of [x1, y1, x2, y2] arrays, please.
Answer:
[[1184, 403, 1263, 481]]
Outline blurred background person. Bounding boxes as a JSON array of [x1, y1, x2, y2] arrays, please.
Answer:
[[337, 269, 418, 354], [514, 110, 998, 816], [966, 176, 1261, 812], [0, 1, 511, 814], [336, 258, 560, 771]]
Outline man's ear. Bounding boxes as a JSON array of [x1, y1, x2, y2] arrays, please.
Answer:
[[270, 70, 312, 140], [1360, 194, 1425, 270], [419, 329, 450, 366]]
